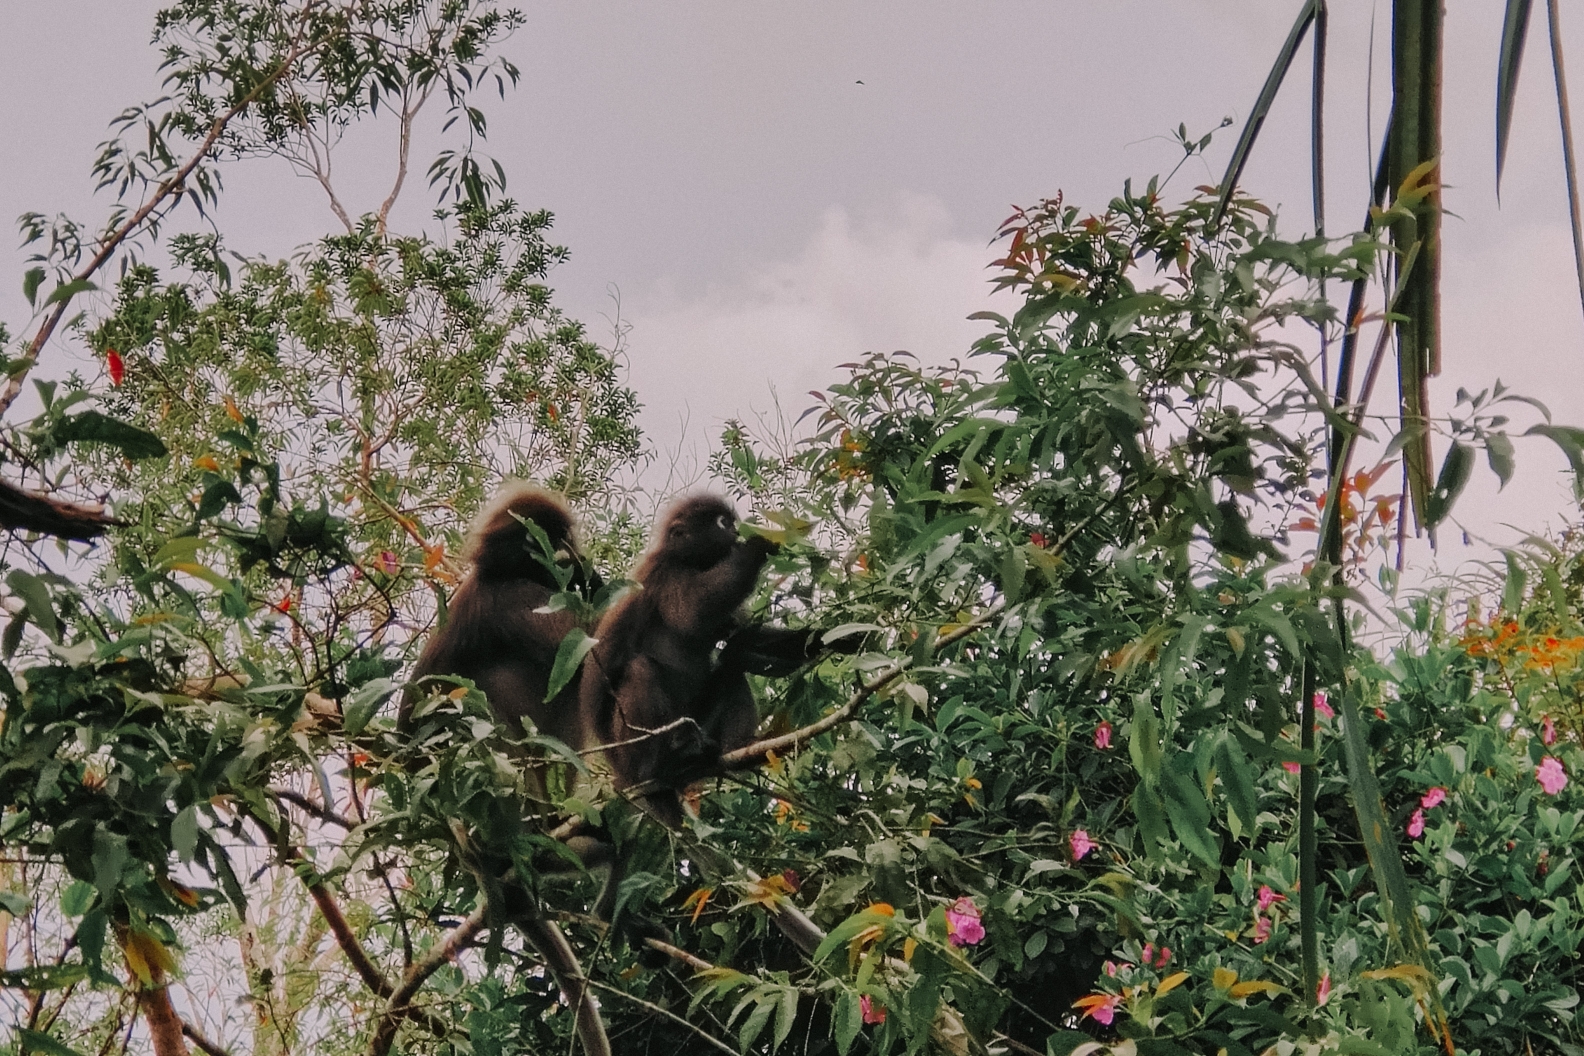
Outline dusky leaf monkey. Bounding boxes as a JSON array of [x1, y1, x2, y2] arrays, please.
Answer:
[[404, 486, 853, 946], [400, 481, 601, 746], [579, 494, 783, 826]]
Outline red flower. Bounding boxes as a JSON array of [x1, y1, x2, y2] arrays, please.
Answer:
[[1030, 532, 1048, 548], [1094, 721, 1113, 750], [860, 995, 886, 1025], [106, 349, 125, 386]]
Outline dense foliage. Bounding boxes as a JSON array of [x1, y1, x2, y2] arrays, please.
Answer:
[[0, 6, 1581, 1056]]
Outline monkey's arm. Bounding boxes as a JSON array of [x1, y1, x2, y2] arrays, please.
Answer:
[[718, 623, 864, 677]]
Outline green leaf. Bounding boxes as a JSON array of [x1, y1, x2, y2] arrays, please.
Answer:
[[171, 806, 199, 863], [739, 995, 775, 1053], [344, 678, 398, 736], [17, 1028, 89, 1056], [22, 267, 45, 308], [834, 990, 861, 1055], [1425, 441, 1474, 528], [52, 411, 168, 459], [1497, 0, 1536, 190], [1215, 735, 1261, 834], [1214, 0, 1323, 224], [773, 986, 798, 1052], [1161, 766, 1221, 867], [1485, 431, 1516, 488], [1333, 684, 1441, 996], [59, 881, 95, 917], [41, 278, 97, 309], [545, 628, 596, 702], [6, 570, 59, 642], [1525, 423, 1584, 496]]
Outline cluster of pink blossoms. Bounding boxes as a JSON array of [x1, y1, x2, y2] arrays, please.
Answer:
[[1252, 884, 1287, 945], [944, 897, 985, 947], [1406, 785, 1448, 839]]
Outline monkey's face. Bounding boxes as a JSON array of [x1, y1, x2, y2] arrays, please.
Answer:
[[662, 499, 741, 568]]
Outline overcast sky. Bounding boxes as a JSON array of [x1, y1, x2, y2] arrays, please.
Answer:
[[3, 1, 1583, 578]]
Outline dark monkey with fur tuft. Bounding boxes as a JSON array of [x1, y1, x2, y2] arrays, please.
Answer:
[[400, 483, 601, 741], [581, 494, 792, 824]]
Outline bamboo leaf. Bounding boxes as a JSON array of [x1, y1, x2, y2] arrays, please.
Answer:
[[1214, 0, 1322, 225], [1334, 684, 1441, 1012], [1545, 0, 1584, 325], [1497, 0, 1535, 190]]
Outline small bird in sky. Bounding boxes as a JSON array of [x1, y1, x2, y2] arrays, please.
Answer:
[[855, 80, 864, 85]]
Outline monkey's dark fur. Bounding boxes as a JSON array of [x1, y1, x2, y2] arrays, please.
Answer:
[[581, 494, 786, 825], [401, 482, 599, 742]]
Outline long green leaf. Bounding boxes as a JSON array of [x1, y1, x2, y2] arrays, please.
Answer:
[[1335, 681, 1443, 1024], [1297, 662, 1319, 1006], [1497, 0, 1535, 191], [1546, 0, 1584, 325], [1214, 0, 1323, 225], [1311, 0, 1329, 234], [1389, 0, 1443, 532]]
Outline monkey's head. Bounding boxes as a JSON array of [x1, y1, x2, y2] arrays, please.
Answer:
[[641, 495, 752, 575], [464, 482, 582, 585]]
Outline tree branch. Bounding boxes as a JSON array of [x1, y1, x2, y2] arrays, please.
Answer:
[[179, 1020, 232, 1056], [366, 901, 489, 1056], [516, 915, 612, 1056], [0, 479, 119, 540], [0, 39, 314, 418], [721, 605, 1002, 771]]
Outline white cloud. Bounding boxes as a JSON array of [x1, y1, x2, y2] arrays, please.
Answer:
[[621, 194, 1002, 468]]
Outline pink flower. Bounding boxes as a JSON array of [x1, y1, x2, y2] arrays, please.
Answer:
[[1255, 885, 1286, 912], [1102, 960, 1133, 977], [1317, 971, 1331, 1006], [1406, 808, 1425, 839], [1537, 756, 1569, 796], [860, 994, 885, 1025], [1542, 714, 1557, 745], [1282, 761, 1301, 775], [1069, 829, 1095, 861], [945, 897, 985, 947], [1313, 691, 1334, 720], [1252, 916, 1272, 944], [1094, 720, 1113, 750], [1420, 787, 1447, 810], [1142, 942, 1154, 965], [1074, 992, 1123, 1026], [376, 550, 399, 575]]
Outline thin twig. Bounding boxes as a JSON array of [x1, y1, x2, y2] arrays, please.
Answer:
[[721, 604, 1002, 771], [587, 980, 739, 1056], [0, 39, 315, 418]]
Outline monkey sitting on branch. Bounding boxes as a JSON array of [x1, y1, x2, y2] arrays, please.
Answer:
[[580, 494, 796, 826]]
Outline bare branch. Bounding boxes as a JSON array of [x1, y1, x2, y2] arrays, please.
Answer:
[[179, 1020, 232, 1056]]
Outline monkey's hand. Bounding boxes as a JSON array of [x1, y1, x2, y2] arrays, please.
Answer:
[[720, 623, 869, 677]]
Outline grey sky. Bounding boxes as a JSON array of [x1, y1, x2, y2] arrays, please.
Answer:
[[3, 1, 1582, 574]]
